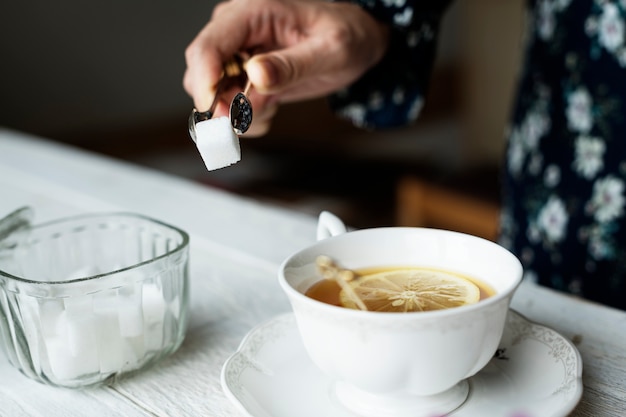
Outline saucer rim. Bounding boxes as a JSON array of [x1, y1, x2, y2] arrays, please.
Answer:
[[221, 308, 584, 417], [505, 309, 584, 416]]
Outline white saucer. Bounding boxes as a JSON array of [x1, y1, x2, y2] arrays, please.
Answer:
[[221, 310, 583, 417]]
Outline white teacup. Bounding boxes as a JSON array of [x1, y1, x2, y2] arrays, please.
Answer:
[[278, 212, 523, 417]]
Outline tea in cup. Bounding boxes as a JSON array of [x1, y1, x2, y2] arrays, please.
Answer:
[[278, 212, 523, 416]]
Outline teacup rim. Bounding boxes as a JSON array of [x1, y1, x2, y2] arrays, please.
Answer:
[[278, 226, 524, 320]]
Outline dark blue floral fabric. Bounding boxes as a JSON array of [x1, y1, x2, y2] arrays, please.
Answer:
[[329, 0, 452, 128], [330, 0, 626, 310]]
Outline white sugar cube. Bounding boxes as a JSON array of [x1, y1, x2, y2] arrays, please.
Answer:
[[65, 313, 99, 362], [95, 311, 125, 373], [46, 336, 91, 381], [122, 336, 145, 369], [38, 299, 65, 338], [118, 300, 144, 338], [117, 285, 144, 338], [142, 284, 166, 324], [142, 284, 166, 351], [195, 116, 241, 170], [45, 311, 99, 380]]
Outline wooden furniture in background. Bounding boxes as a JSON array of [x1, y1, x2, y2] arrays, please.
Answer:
[[395, 175, 500, 241]]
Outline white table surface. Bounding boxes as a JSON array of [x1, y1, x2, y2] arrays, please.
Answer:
[[0, 128, 624, 417]]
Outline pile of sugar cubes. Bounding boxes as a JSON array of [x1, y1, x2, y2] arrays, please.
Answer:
[[18, 275, 179, 382], [195, 116, 241, 171]]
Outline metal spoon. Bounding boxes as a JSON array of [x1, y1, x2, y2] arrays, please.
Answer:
[[230, 81, 253, 135], [188, 55, 253, 142]]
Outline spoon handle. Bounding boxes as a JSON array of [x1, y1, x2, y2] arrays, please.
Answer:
[[195, 55, 246, 119], [316, 256, 368, 311]]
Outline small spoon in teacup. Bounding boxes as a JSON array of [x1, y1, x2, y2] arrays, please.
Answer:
[[316, 255, 368, 311]]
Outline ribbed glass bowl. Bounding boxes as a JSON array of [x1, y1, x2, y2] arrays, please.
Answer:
[[0, 210, 189, 388]]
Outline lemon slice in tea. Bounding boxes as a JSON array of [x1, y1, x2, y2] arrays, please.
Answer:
[[340, 269, 481, 312]]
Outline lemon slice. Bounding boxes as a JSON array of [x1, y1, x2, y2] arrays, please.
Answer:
[[340, 269, 481, 312]]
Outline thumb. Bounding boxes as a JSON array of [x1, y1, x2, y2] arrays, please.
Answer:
[[245, 54, 289, 94], [245, 44, 319, 95]]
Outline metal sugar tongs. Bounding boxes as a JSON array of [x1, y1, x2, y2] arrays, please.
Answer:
[[188, 53, 253, 141]]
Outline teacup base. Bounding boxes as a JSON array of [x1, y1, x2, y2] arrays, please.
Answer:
[[332, 380, 469, 417]]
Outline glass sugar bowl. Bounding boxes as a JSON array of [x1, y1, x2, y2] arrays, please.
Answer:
[[0, 208, 189, 388]]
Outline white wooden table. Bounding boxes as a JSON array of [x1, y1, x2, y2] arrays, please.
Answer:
[[0, 128, 624, 416]]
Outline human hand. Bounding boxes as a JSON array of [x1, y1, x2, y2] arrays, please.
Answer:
[[183, 0, 389, 136]]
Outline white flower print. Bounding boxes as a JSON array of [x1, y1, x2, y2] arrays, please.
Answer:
[[586, 2, 626, 66], [381, 0, 405, 7], [544, 164, 561, 187], [598, 3, 625, 52], [338, 104, 367, 127], [392, 87, 405, 105], [588, 176, 625, 222], [537, 195, 568, 243], [573, 135, 606, 179], [589, 232, 613, 259], [537, 0, 557, 40], [586, 15, 599, 36], [522, 110, 551, 149], [368, 92, 384, 110], [618, 48, 626, 65], [584, 223, 616, 260], [536, 0, 572, 40], [407, 96, 424, 121], [566, 87, 593, 133], [394, 7, 413, 27], [507, 132, 524, 176], [507, 103, 550, 177]]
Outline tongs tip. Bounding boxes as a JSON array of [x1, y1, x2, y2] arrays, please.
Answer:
[[188, 53, 253, 142]]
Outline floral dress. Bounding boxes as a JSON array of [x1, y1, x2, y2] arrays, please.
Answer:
[[330, 0, 626, 310]]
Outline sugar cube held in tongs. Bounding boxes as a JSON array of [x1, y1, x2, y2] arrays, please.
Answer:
[[188, 54, 253, 171]]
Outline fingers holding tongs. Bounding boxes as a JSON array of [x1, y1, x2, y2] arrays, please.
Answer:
[[188, 53, 253, 142]]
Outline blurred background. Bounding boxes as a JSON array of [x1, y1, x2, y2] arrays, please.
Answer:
[[0, 0, 524, 238]]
